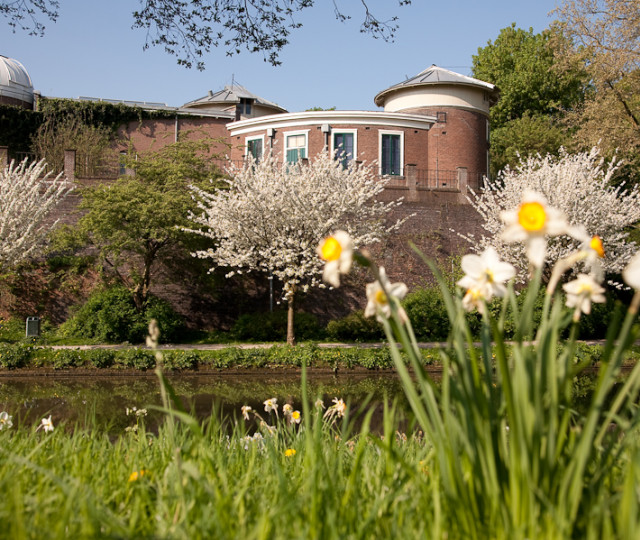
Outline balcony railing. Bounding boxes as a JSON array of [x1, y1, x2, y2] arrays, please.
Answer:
[[379, 167, 486, 191]]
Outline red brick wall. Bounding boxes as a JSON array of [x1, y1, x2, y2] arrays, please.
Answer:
[[116, 117, 230, 157]]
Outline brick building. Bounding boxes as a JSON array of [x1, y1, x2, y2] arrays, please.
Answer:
[[1, 56, 499, 324]]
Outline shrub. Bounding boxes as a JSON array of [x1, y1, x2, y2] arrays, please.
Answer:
[[0, 343, 32, 369], [402, 285, 451, 341], [117, 349, 156, 370], [162, 350, 199, 371], [326, 310, 384, 342], [231, 311, 323, 342], [52, 349, 85, 369], [60, 286, 185, 343], [86, 348, 116, 368]]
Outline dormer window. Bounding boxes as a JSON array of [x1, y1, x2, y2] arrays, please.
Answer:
[[238, 98, 253, 115]]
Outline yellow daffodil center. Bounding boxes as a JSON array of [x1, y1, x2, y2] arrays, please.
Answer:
[[291, 411, 300, 421], [577, 283, 593, 295], [375, 289, 388, 305], [320, 237, 342, 261], [590, 236, 605, 258], [484, 269, 495, 283], [517, 201, 547, 232]]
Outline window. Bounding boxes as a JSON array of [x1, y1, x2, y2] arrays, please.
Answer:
[[246, 136, 263, 161], [285, 132, 308, 163], [238, 98, 253, 115], [332, 131, 356, 169], [380, 132, 402, 176]]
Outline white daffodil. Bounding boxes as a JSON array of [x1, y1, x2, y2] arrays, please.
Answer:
[[41, 415, 54, 433], [282, 403, 293, 415], [318, 230, 353, 288], [623, 252, 640, 290], [461, 286, 487, 314], [501, 190, 570, 268], [290, 410, 302, 424], [241, 405, 252, 421], [457, 247, 515, 301], [563, 273, 606, 321], [0, 411, 13, 430], [364, 267, 408, 323], [323, 397, 347, 421], [263, 398, 278, 414]]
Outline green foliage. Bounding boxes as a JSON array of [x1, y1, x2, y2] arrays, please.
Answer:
[[60, 286, 184, 344], [162, 350, 199, 371], [85, 348, 116, 368], [326, 310, 384, 342], [117, 348, 156, 370], [473, 24, 585, 128], [0, 317, 27, 343], [0, 104, 42, 154], [488, 112, 571, 177], [472, 24, 586, 176], [52, 349, 85, 370], [56, 137, 226, 308], [0, 343, 32, 369], [402, 285, 451, 341], [231, 310, 323, 342]]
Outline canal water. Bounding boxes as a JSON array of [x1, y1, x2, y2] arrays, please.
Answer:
[[0, 370, 415, 434]]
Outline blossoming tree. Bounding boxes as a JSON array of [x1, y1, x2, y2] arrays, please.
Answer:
[[0, 159, 73, 271], [464, 147, 640, 280], [186, 151, 405, 344]]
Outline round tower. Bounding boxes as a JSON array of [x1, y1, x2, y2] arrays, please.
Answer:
[[374, 65, 499, 186]]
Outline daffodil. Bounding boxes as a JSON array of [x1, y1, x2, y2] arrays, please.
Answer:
[[241, 405, 252, 421], [318, 230, 353, 288], [501, 190, 570, 268], [263, 397, 278, 414], [364, 267, 408, 323], [41, 415, 54, 433], [623, 252, 640, 290], [0, 411, 13, 430], [461, 286, 487, 314], [457, 247, 515, 301], [282, 403, 293, 415], [290, 410, 301, 424], [563, 273, 606, 321], [323, 397, 347, 421], [128, 469, 147, 482]]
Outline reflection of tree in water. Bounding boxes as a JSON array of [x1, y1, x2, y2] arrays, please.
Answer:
[[0, 373, 413, 434]]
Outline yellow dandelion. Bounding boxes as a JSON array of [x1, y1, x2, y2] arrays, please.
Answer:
[[284, 448, 296, 458]]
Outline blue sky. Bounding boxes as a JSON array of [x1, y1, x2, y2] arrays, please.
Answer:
[[1, 0, 561, 112]]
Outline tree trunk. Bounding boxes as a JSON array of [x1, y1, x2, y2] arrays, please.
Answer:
[[287, 291, 296, 346]]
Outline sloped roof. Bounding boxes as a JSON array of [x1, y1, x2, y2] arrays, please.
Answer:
[[0, 55, 34, 103], [183, 83, 287, 112], [374, 65, 498, 107]]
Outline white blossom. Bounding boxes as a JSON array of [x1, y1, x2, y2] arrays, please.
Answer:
[[185, 151, 405, 303], [0, 159, 73, 269], [462, 147, 640, 279]]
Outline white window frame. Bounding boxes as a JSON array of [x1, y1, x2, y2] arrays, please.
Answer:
[[378, 130, 404, 176], [245, 134, 265, 161], [284, 130, 309, 163], [330, 129, 358, 165]]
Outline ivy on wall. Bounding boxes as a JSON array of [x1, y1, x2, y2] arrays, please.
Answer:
[[1, 97, 185, 157]]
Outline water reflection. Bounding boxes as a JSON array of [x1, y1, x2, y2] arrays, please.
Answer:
[[0, 371, 415, 434]]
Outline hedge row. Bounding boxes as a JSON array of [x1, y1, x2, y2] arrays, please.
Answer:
[[0, 344, 441, 371]]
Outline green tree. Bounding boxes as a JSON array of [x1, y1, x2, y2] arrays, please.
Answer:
[[2, 1, 411, 69], [472, 24, 586, 176], [553, 0, 640, 185], [56, 137, 226, 310]]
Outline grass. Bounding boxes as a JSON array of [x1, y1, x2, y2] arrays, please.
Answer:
[[0, 373, 440, 539]]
